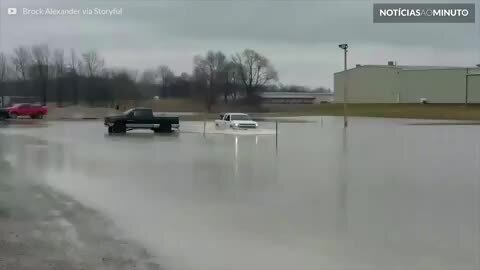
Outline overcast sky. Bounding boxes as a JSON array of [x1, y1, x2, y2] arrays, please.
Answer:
[[1, 0, 479, 88]]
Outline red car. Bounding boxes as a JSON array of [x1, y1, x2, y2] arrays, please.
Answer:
[[6, 103, 48, 119]]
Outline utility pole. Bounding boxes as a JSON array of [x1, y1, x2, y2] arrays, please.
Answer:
[[465, 68, 469, 105], [338, 44, 349, 128]]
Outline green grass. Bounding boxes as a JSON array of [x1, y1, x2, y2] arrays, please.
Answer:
[[182, 104, 480, 121], [263, 103, 480, 120]]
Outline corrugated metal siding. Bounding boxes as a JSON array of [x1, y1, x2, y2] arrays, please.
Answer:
[[400, 69, 467, 103], [467, 75, 480, 104], [334, 67, 400, 103], [333, 72, 344, 102], [334, 66, 480, 103]]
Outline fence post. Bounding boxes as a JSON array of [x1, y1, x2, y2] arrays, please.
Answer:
[[203, 117, 206, 137], [275, 121, 278, 151]]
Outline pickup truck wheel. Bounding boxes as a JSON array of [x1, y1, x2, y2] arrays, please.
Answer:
[[37, 114, 44, 119], [161, 124, 172, 133], [153, 125, 172, 133], [112, 123, 126, 133]]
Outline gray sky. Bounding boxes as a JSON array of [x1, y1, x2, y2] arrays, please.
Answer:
[[1, 0, 479, 88]]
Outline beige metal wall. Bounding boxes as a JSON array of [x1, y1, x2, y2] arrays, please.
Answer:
[[400, 69, 467, 103], [334, 67, 400, 103], [334, 67, 480, 104], [467, 74, 480, 104]]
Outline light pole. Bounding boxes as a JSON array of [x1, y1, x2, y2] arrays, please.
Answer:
[[338, 43, 348, 128]]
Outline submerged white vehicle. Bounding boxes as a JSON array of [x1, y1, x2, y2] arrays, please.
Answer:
[[215, 113, 259, 129]]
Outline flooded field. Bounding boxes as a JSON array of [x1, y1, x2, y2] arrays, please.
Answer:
[[1, 117, 479, 270]]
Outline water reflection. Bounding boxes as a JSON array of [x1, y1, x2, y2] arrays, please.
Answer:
[[0, 135, 13, 172], [189, 134, 278, 202], [1, 119, 49, 128], [104, 131, 180, 141], [336, 128, 349, 235], [1, 120, 479, 270], [234, 136, 239, 177]]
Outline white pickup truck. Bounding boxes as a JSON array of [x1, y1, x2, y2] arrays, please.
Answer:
[[215, 113, 259, 129]]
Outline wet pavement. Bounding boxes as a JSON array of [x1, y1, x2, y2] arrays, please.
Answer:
[[0, 133, 160, 270], [1, 117, 479, 270]]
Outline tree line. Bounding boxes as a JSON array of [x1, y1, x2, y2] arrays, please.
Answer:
[[0, 45, 326, 110]]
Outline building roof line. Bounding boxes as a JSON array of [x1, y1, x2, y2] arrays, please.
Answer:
[[334, 65, 480, 74]]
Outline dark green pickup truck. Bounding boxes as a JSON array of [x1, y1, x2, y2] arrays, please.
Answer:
[[104, 108, 179, 134]]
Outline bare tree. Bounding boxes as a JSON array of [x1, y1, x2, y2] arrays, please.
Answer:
[[68, 49, 81, 105], [110, 70, 139, 102], [136, 69, 157, 99], [117, 68, 138, 82], [157, 65, 174, 97], [193, 51, 229, 111], [53, 49, 65, 106], [82, 50, 104, 78], [140, 69, 157, 85], [223, 61, 238, 103], [179, 72, 190, 80], [32, 45, 50, 68], [31, 45, 50, 105], [81, 50, 105, 105], [205, 51, 228, 85], [0, 46, 282, 107], [192, 56, 208, 100], [0, 53, 10, 106], [0, 53, 7, 82], [232, 49, 278, 101], [11, 46, 31, 81]]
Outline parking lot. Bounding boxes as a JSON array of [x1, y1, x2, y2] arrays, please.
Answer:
[[1, 117, 479, 270]]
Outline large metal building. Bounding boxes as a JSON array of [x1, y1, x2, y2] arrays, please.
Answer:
[[334, 63, 480, 103]]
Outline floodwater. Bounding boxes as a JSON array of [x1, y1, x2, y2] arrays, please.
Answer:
[[1, 117, 479, 270]]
